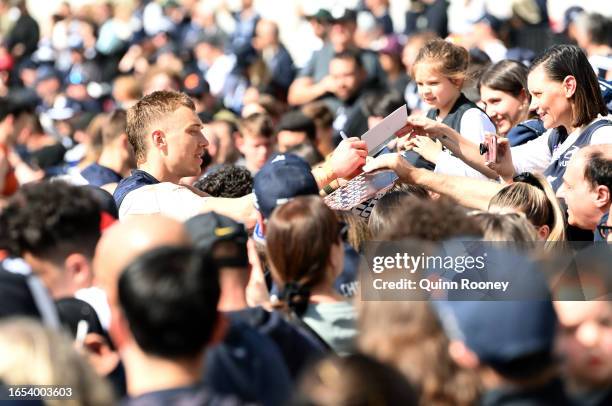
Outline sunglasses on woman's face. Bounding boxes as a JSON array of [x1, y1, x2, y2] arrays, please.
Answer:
[[513, 172, 544, 191]]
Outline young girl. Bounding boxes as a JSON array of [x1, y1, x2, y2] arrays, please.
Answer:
[[407, 39, 496, 180]]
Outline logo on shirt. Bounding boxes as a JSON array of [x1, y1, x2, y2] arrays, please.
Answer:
[[558, 146, 580, 168]]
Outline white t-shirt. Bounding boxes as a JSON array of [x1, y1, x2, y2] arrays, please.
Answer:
[[435, 108, 496, 180], [511, 115, 612, 177], [119, 182, 210, 222]]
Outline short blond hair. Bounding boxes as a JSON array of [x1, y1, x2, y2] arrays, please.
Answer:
[[127, 90, 195, 163]]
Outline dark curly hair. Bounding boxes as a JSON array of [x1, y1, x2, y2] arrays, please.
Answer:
[[0, 181, 101, 262], [193, 165, 253, 198]]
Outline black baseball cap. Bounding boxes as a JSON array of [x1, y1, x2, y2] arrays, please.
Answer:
[[183, 71, 210, 97], [56, 297, 107, 339], [185, 212, 249, 268]]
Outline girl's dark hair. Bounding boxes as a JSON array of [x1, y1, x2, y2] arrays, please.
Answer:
[[479, 60, 528, 98], [266, 196, 341, 316], [530, 44, 607, 127]]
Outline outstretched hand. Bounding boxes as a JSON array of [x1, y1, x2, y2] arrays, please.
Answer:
[[405, 136, 443, 164], [396, 115, 446, 136], [396, 116, 448, 150], [362, 153, 420, 184]]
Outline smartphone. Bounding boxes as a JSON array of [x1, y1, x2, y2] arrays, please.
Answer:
[[479, 134, 498, 163]]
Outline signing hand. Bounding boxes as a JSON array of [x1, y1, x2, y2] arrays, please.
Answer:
[[329, 137, 368, 179]]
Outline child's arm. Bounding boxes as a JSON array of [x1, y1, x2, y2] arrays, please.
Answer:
[[398, 116, 499, 178]]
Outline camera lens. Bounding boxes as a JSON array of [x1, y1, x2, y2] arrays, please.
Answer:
[[479, 143, 488, 155]]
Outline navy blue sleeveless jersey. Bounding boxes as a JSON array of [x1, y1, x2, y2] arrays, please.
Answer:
[[544, 119, 612, 191], [113, 169, 160, 209]]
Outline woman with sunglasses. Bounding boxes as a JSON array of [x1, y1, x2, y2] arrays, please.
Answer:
[[489, 172, 566, 244], [266, 195, 357, 354]]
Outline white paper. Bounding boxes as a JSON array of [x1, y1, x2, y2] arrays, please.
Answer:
[[361, 105, 408, 156]]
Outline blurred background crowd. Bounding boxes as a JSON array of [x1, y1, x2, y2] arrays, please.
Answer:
[[0, 0, 610, 184]]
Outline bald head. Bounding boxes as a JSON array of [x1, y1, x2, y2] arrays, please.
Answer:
[[573, 144, 612, 162], [573, 144, 612, 189], [94, 215, 190, 304]]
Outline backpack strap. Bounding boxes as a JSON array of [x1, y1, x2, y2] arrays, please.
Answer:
[[285, 311, 333, 353], [441, 94, 486, 132]]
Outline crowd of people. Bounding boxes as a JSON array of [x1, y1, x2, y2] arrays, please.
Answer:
[[0, 0, 611, 405]]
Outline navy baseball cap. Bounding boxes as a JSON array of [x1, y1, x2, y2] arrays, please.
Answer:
[[435, 252, 557, 378], [253, 154, 319, 219], [441, 299, 556, 366]]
